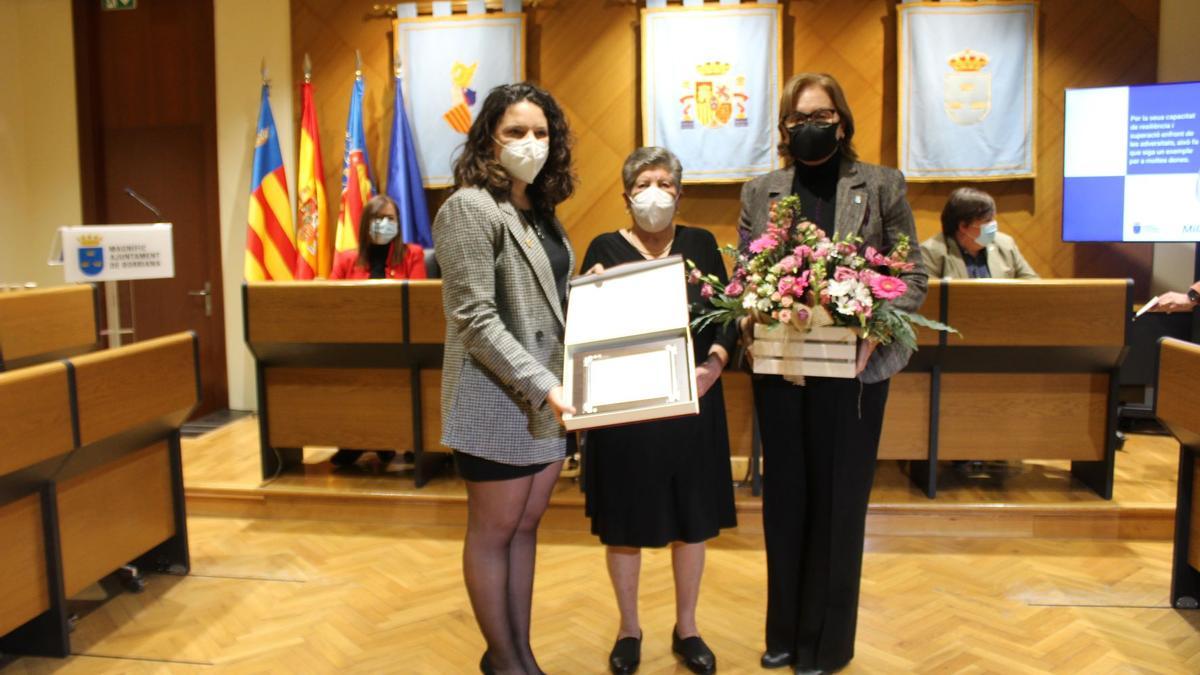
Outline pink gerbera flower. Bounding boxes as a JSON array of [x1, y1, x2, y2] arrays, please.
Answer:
[[868, 274, 908, 300], [748, 234, 779, 254]]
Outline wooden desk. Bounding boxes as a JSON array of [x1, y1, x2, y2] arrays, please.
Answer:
[[878, 279, 1130, 497], [1158, 338, 1200, 609], [0, 285, 100, 371], [244, 281, 450, 485], [0, 362, 73, 656], [0, 332, 197, 657]]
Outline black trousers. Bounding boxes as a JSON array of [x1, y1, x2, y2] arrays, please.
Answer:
[[753, 374, 890, 671]]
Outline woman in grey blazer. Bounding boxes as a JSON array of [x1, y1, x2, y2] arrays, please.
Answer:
[[433, 82, 577, 675], [740, 73, 928, 675]]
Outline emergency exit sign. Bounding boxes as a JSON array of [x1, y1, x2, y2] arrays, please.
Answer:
[[101, 0, 136, 10]]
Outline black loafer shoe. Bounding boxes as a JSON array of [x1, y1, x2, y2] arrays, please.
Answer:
[[761, 650, 794, 669], [609, 631, 641, 674], [672, 628, 716, 674]]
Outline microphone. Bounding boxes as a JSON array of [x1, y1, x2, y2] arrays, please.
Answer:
[[124, 187, 165, 221]]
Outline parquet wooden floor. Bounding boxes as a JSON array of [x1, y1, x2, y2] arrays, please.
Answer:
[[5, 517, 1200, 674]]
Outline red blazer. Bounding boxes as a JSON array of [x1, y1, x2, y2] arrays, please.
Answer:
[[330, 242, 427, 280]]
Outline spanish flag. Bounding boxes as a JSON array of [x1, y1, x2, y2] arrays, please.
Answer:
[[334, 74, 375, 253], [244, 84, 297, 281], [295, 76, 328, 279]]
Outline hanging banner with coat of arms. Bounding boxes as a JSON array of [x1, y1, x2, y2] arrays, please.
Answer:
[[898, 1, 1038, 181], [641, 3, 782, 183], [395, 12, 525, 187]]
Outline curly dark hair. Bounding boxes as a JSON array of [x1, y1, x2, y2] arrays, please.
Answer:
[[451, 82, 576, 213]]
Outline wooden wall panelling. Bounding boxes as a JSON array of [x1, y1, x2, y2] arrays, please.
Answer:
[[0, 494, 51, 638], [70, 333, 199, 446], [937, 373, 1108, 461], [0, 363, 75, 477], [57, 442, 176, 597], [290, 0, 1159, 315]]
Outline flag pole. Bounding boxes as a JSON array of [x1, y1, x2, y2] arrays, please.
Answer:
[[304, 53, 312, 85]]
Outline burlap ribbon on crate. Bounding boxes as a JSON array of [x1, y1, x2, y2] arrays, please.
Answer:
[[749, 305, 836, 386]]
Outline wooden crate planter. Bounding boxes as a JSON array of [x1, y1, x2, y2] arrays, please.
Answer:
[[751, 324, 857, 378]]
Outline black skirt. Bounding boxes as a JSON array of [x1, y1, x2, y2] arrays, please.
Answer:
[[454, 449, 553, 482], [583, 379, 737, 547]]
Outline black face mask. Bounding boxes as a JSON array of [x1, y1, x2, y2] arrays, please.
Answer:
[[788, 122, 840, 163]]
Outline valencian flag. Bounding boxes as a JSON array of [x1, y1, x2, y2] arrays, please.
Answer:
[[295, 72, 328, 278], [334, 72, 374, 253], [244, 83, 297, 281], [386, 65, 433, 248]]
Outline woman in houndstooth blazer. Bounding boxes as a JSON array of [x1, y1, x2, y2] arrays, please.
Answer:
[[433, 82, 577, 675]]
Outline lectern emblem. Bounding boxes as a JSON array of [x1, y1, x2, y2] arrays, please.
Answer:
[[77, 234, 104, 276]]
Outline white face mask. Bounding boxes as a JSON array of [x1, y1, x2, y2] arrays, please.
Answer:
[[495, 136, 549, 184], [629, 185, 677, 233], [369, 217, 399, 245]]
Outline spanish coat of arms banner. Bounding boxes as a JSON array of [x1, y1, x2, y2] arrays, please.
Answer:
[[394, 12, 525, 187], [641, 4, 782, 183], [898, 1, 1038, 181]]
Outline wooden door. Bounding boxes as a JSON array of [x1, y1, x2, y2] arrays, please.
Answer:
[[73, 0, 227, 415]]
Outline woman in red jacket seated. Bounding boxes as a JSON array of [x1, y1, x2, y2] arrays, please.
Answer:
[[330, 194, 427, 280], [329, 194, 426, 468]]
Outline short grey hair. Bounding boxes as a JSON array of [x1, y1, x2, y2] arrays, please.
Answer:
[[621, 146, 683, 193]]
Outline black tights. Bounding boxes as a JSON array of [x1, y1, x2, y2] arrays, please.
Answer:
[[463, 460, 563, 675]]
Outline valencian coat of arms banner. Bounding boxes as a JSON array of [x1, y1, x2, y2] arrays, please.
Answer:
[[641, 3, 782, 183], [898, 1, 1038, 181], [395, 12, 525, 187]]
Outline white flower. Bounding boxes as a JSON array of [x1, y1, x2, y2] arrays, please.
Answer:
[[757, 299, 773, 313], [827, 278, 855, 299], [742, 294, 759, 309], [835, 298, 858, 316], [854, 283, 873, 305]]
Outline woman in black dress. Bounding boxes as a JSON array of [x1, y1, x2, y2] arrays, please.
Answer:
[[581, 147, 737, 675]]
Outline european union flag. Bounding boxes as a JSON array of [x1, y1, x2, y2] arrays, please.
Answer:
[[386, 70, 433, 249]]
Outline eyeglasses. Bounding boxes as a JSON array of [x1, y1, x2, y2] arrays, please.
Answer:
[[784, 108, 838, 127]]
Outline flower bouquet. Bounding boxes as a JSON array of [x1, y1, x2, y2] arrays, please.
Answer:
[[687, 195, 955, 380]]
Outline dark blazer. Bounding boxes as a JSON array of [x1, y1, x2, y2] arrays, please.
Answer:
[[738, 161, 929, 383], [433, 186, 575, 463]]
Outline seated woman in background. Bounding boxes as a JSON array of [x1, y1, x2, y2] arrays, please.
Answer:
[[920, 187, 1039, 280], [330, 194, 427, 280], [581, 146, 736, 675], [329, 194, 426, 468]]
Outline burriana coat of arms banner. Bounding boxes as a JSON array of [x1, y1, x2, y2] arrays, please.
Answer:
[[898, 1, 1038, 181], [641, 3, 782, 183], [395, 12, 525, 187]]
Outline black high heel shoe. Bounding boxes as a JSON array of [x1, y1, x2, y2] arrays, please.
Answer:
[[479, 652, 495, 675], [609, 631, 642, 674], [671, 627, 716, 674]]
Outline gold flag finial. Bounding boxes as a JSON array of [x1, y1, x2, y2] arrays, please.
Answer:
[[261, 59, 269, 86], [304, 53, 312, 83], [355, 49, 363, 79]]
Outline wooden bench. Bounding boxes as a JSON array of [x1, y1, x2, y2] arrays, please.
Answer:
[[0, 285, 100, 371], [0, 332, 198, 657], [1158, 337, 1200, 609], [244, 281, 450, 486]]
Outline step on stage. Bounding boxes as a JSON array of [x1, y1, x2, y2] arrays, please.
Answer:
[[183, 417, 1178, 541]]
